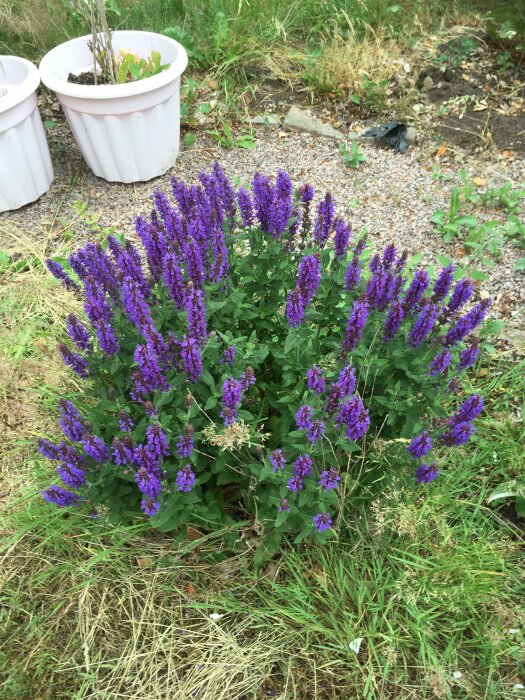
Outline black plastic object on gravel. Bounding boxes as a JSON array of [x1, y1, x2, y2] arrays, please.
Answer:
[[362, 122, 408, 153]]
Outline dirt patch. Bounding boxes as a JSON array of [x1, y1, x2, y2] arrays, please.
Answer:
[[419, 33, 525, 152]]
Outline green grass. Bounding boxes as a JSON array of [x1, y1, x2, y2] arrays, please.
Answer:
[[1, 0, 487, 106], [1, 245, 524, 698], [1, 4, 524, 692]]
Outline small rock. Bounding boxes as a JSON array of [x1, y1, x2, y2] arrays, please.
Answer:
[[502, 327, 525, 355], [356, 135, 376, 145], [405, 127, 417, 145], [251, 114, 279, 125], [347, 130, 360, 139], [283, 105, 343, 140], [421, 75, 434, 92]]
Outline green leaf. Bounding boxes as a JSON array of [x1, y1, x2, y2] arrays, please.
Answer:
[[0, 250, 10, 270], [128, 62, 142, 80], [469, 270, 488, 281], [275, 510, 289, 527]]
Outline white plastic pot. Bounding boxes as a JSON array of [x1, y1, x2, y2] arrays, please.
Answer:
[[0, 56, 53, 212], [39, 31, 188, 183]]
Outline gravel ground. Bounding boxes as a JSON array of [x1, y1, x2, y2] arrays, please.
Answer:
[[2, 122, 524, 340]]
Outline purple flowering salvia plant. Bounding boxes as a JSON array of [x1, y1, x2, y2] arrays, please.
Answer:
[[39, 164, 492, 545]]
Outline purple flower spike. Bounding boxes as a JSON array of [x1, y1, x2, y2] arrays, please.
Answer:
[[222, 345, 236, 365], [133, 444, 161, 472], [221, 377, 243, 426], [236, 187, 254, 227], [433, 264, 456, 302], [38, 438, 61, 460], [336, 365, 356, 396], [307, 365, 326, 394], [118, 411, 134, 432], [341, 299, 368, 355], [112, 437, 134, 465], [306, 419, 325, 445], [458, 342, 480, 371], [299, 183, 314, 203], [344, 259, 361, 293], [181, 335, 203, 382], [446, 278, 474, 316], [141, 498, 161, 516], [270, 169, 294, 236], [408, 303, 439, 348], [440, 421, 475, 446], [176, 425, 194, 459], [135, 467, 162, 498], [58, 399, 85, 442], [383, 302, 405, 342], [415, 463, 439, 484], [277, 498, 291, 512], [336, 394, 370, 441], [444, 300, 492, 346], [287, 475, 304, 492], [134, 213, 167, 281], [82, 435, 109, 462], [59, 344, 90, 379], [45, 259, 80, 293], [318, 468, 340, 490], [58, 443, 84, 467], [313, 192, 335, 246], [42, 485, 81, 507], [175, 464, 196, 492], [395, 250, 408, 272], [297, 254, 321, 304], [135, 343, 169, 393], [146, 424, 170, 459], [163, 252, 186, 310], [121, 278, 154, 336], [296, 405, 314, 431], [324, 383, 344, 417], [269, 449, 286, 472], [57, 463, 86, 489], [366, 266, 390, 311], [403, 270, 430, 311], [293, 453, 313, 478], [185, 284, 207, 347], [240, 366, 256, 390], [313, 512, 332, 532], [428, 348, 452, 376], [450, 394, 483, 425], [333, 218, 351, 257], [184, 238, 205, 287], [382, 244, 397, 269], [252, 172, 273, 231], [407, 430, 432, 459], [286, 288, 306, 328], [66, 314, 91, 352]]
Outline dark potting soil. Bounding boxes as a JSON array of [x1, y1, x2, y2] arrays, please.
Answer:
[[67, 71, 111, 86]]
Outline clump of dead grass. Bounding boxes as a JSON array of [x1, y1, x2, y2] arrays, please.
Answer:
[[314, 29, 414, 94]]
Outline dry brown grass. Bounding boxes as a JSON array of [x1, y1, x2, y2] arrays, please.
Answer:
[[0, 535, 294, 699], [312, 29, 415, 94], [0, 220, 80, 505]]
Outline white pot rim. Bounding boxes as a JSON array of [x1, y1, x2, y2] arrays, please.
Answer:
[[39, 30, 188, 100], [0, 56, 40, 114]]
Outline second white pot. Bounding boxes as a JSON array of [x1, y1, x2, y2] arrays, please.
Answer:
[[39, 31, 188, 183], [0, 56, 53, 212]]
